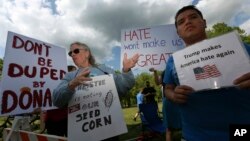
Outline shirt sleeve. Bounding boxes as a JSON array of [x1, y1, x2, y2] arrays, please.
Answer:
[[113, 70, 135, 97], [243, 43, 250, 56], [163, 56, 176, 85], [53, 72, 76, 108], [99, 65, 135, 97]]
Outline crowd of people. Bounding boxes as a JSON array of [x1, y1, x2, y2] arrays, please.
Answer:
[[1, 5, 250, 141]]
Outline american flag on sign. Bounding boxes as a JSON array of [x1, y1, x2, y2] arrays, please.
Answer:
[[193, 64, 221, 80]]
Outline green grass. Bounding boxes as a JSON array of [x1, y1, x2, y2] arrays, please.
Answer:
[[119, 103, 165, 141], [0, 103, 168, 141]]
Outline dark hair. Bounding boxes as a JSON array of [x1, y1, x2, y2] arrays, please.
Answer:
[[70, 41, 96, 65], [175, 5, 203, 27]]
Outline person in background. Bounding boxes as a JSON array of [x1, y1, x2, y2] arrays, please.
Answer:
[[164, 5, 250, 141], [44, 65, 77, 136], [53, 41, 139, 141], [150, 67, 181, 141], [133, 88, 144, 121], [141, 81, 156, 104]]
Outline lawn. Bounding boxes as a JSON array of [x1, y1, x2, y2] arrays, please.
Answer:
[[119, 103, 165, 141], [0, 103, 167, 141]]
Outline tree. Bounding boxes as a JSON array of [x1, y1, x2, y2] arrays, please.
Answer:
[[206, 22, 250, 44], [0, 58, 3, 70], [120, 72, 162, 108], [0, 58, 3, 78]]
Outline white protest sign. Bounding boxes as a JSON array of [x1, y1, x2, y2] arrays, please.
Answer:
[[173, 31, 250, 91], [68, 74, 127, 141], [121, 24, 184, 72], [0, 31, 67, 116]]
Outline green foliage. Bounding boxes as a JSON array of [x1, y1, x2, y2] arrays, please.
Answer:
[[0, 58, 3, 71], [206, 22, 250, 44], [120, 72, 162, 108]]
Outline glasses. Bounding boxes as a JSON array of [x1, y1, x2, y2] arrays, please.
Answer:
[[68, 48, 85, 57]]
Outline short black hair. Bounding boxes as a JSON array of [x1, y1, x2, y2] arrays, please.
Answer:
[[175, 5, 203, 27]]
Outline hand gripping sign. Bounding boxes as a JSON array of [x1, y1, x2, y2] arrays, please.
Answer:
[[68, 74, 127, 141], [173, 31, 250, 91]]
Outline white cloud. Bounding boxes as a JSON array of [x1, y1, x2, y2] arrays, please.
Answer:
[[240, 19, 250, 34], [0, 0, 249, 64], [197, 0, 249, 29]]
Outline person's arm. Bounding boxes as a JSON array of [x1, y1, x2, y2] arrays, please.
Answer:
[[234, 72, 250, 89], [101, 65, 135, 96], [163, 56, 194, 104], [149, 67, 161, 85], [233, 43, 250, 89], [53, 70, 92, 108], [53, 72, 76, 108], [110, 53, 139, 96]]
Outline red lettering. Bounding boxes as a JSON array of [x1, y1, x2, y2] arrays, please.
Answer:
[[152, 54, 159, 65], [19, 92, 32, 109], [40, 67, 49, 78], [38, 57, 53, 67], [8, 63, 65, 80], [1, 90, 18, 114], [131, 31, 139, 40], [11, 35, 51, 56], [43, 88, 52, 107], [124, 28, 151, 41], [60, 70, 66, 79], [8, 63, 23, 77], [38, 57, 46, 66], [137, 53, 171, 67], [1, 89, 53, 114], [8, 63, 36, 78], [47, 59, 52, 67], [12, 35, 24, 49], [33, 90, 43, 107]]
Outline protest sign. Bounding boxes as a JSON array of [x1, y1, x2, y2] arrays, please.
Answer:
[[68, 75, 127, 141], [121, 24, 184, 72], [0, 31, 67, 116], [173, 31, 250, 90]]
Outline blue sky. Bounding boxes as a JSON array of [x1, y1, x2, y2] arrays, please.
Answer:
[[0, 0, 249, 71]]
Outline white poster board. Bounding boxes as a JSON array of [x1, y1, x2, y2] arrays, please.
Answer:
[[68, 75, 127, 141], [173, 31, 250, 91], [121, 24, 184, 72], [0, 31, 67, 116]]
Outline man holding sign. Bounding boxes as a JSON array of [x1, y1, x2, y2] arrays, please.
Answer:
[[163, 5, 250, 141], [53, 42, 139, 140]]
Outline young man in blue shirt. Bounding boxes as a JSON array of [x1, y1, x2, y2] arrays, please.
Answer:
[[163, 5, 250, 141]]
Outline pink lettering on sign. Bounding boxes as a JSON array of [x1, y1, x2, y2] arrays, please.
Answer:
[[137, 53, 172, 67], [124, 28, 151, 41]]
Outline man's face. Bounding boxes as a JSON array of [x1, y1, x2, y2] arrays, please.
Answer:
[[176, 9, 206, 45]]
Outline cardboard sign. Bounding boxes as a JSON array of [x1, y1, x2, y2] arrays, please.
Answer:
[[0, 31, 67, 116], [173, 31, 250, 90], [121, 24, 184, 72], [68, 75, 127, 141]]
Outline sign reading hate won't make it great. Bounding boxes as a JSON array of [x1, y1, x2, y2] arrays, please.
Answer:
[[173, 31, 250, 91], [121, 24, 184, 72]]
